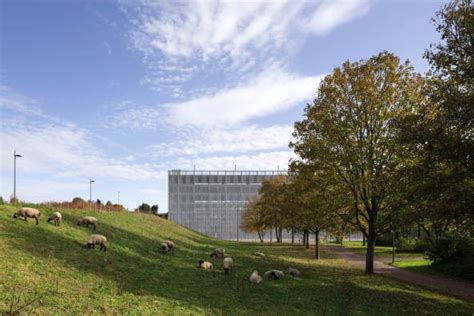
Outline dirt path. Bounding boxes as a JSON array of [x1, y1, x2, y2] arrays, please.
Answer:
[[324, 245, 474, 302]]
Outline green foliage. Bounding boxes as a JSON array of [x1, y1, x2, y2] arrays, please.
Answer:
[[291, 51, 426, 273], [396, 0, 473, 244], [1, 204, 473, 314], [136, 202, 151, 213]]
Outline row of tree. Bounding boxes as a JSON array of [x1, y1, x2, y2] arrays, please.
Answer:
[[242, 0, 473, 274]]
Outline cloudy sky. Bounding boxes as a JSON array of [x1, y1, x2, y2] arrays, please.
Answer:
[[0, 0, 443, 211]]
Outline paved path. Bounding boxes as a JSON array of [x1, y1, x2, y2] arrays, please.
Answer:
[[325, 245, 474, 302]]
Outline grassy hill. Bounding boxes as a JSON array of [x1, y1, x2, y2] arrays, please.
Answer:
[[0, 204, 472, 315]]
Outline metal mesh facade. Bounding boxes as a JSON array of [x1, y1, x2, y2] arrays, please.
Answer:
[[168, 170, 286, 240]]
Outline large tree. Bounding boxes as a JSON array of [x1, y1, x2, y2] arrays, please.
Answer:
[[288, 162, 351, 259], [291, 52, 426, 274]]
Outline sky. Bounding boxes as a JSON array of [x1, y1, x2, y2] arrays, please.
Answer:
[[0, 0, 444, 211]]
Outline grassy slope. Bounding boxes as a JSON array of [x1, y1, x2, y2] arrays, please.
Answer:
[[0, 205, 473, 315]]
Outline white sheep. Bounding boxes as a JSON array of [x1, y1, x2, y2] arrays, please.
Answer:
[[287, 267, 301, 276], [85, 234, 107, 252], [253, 252, 265, 257], [249, 270, 262, 284], [198, 260, 213, 270], [223, 257, 233, 275], [47, 211, 62, 226], [264, 270, 284, 280], [210, 248, 225, 258], [12, 207, 41, 225], [77, 216, 98, 230], [163, 240, 175, 253]]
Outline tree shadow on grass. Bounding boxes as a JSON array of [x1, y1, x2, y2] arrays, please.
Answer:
[[2, 213, 473, 314]]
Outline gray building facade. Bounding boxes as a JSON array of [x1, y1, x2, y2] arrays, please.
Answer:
[[168, 170, 286, 240]]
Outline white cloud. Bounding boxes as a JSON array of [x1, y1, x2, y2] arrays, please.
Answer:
[[0, 122, 160, 182], [306, 0, 371, 35], [122, 0, 371, 90], [111, 68, 323, 129], [146, 124, 293, 157], [167, 68, 322, 127]]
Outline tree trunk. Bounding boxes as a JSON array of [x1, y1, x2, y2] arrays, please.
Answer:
[[315, 229, 320, 260], [362, 234, 366, 246], [365, 226, 376, 274], [305, 230, 309, 249], [291, 227, 294, 245]]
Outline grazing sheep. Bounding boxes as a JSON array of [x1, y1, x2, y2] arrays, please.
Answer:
[[287, 267, 301, 276], [249, 270, 262, 284], [264, 270, 284, 280], [253, 252, 265, 257], [222, 257, 233, 275], [47, 211, 62, 226], [163, 240, 175, 253], [12, 207, 41, 225], [210, 248, 225, 258], [77, 216, 98, 230], [198, 260, 213, 270], [85, 234, 107, 252], [160, 242, 170, 254]]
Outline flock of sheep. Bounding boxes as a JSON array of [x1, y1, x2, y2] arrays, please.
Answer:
[[11, 207, 301, 284], [12, 207, 107, 251]]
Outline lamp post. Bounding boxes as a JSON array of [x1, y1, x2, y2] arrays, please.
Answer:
[[13, 150, 22, 203], [117, 191, 120, 204], [392, 227, 396, 264], [89, 179, 95, 210]]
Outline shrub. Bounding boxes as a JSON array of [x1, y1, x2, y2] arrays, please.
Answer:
[[426, 235, 474, 263]]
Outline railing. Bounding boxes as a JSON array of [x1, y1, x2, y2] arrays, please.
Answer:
[[168, 170, 288, 176]]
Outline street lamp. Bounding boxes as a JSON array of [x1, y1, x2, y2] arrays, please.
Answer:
[[392, 227, 396, 264], [89, 179, 95, 209], [13, 150, 22, 203], [117, 191, 120, 204]]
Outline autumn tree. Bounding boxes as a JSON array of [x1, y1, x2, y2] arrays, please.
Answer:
[[258, 176, 288, 243], [241, 195, 269, 242], [287, 162, 351, 259], [291, 52, 426, 274]]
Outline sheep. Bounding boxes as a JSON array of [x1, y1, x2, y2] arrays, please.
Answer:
[[210, 248, 225, 258], [85, 234, 107, 252], [77, 216, 98, 230], [12, 207, 41, 225], [222, 257, 233, 275], [160, 242, 170, 254], [163, 240, 175, 253], [264, 270, 284, 280], [287, 267, 301, 276], [198, 260, 213, 270], [47, 211, 62, 226], [253, 252, 265, 257], [249, 270, 262, 284]]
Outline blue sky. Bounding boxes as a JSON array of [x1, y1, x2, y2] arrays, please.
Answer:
[[0, 0, 443, 211]]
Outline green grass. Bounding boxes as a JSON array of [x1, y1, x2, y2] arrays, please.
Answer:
[[1, 204, 473, 315], [339, 241, 425, 260]]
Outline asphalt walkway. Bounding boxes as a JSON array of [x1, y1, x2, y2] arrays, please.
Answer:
[[324, 245, 474, 302]]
